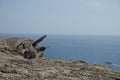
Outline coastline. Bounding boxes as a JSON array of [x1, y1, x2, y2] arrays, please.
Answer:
[[0, 38, 120, 80]]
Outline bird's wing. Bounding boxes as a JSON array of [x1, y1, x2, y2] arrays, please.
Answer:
[[16, 39, 33, 49], [32, 35, 47, 47]]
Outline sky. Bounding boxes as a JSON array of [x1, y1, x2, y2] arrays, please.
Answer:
[[0, 0, 120, 35]]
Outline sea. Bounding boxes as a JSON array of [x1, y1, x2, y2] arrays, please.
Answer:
[[0, 33, 120, 72]]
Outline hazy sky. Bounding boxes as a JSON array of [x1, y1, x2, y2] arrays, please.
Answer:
[[0, 0, 120, 35]]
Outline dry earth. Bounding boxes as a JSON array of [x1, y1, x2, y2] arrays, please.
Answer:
[[0, 38, 120, 80]]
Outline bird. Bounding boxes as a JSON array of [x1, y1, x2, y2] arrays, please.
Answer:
[[16, 35, 48, 65]]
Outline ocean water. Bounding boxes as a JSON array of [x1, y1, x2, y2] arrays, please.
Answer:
[[0, 34, 120, 71]]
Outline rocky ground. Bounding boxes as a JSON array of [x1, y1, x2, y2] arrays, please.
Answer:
[[0, 38, 120, 80]]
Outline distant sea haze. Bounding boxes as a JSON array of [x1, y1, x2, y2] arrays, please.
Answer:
[[0, 34, 120, 72]]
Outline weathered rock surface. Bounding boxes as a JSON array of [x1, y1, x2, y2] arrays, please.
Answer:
[[0, 38, 120, 80]]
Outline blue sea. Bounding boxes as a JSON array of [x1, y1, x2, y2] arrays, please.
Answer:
[[0, 33, 120, 72]]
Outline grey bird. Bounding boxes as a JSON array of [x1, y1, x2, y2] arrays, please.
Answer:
[[16, 35, 48, 64]]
